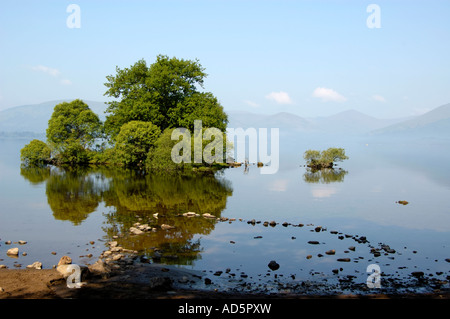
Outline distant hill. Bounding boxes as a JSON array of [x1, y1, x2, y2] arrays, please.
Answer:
[[310, 110, 407, 134], [227, 110, 316, 132], [3, 99, 449, 138], [0, 100, 107, 134], [371, 103, 450, 138], [227, 109, 407, 135]]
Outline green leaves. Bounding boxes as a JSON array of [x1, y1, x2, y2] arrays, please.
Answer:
[[303, 147, 349, 169], [20, 139, 52, 166], [114, 121, 161, 167], [103, 55, 226, 139], [46, 99, 102, 149]]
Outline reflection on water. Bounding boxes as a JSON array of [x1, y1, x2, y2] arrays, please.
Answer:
[[20, 165, 233, 265], [9, 137, 450, 293], [303, 168, 348, 184]]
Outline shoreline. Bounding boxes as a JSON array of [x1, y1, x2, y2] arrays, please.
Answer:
[[1, 257, 449, 300]]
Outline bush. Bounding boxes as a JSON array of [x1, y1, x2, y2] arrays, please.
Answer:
[[114, 121, 161, 167], [20, 139, 52, 166]]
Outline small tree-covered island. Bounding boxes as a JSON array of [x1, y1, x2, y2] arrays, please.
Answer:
[[20, 55, 230, 173], [303, 148, 349, 170]]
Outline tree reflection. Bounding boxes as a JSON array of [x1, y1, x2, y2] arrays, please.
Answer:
[[45, 167, 104, 225], [102, 169, 233, 264], [20, 165, 233, 265], [20, 165, 51, 185], [303, 168, 348, 184]]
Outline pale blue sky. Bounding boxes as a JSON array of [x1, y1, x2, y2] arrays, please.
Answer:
[[0, 0, 449, 118]]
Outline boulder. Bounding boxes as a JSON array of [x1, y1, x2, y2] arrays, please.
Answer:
[[268, 260, 280, 271], [26, 262, 42, 269], [6, 248, 19, 255]]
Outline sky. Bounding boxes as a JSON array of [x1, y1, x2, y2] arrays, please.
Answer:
[[0, 0, 449, 119]]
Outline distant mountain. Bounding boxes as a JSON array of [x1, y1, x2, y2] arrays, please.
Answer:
[[4, 99, 448, 138], [309, 109, 408, 134], [227, 110, 316, 132], [227, 109, 407, 135], [371, 103, 450, 138], [0, 99, 107, 134]]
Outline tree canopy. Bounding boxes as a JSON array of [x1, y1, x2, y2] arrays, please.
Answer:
[[104, 55, 228, 139], [20, 55, 230, 172], [46, 99, 102, 149]]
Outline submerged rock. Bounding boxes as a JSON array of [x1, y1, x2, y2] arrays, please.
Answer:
[[268, 260, 280, 271]]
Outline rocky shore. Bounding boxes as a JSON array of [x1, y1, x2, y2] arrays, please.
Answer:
[[1, 215, 450, 299]]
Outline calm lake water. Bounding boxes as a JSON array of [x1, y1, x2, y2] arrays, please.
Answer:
[[1, 135, 450, 294]]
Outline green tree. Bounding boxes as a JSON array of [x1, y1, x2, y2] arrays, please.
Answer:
[[303, 150, 321, 166], [114, 121, 161, 167], [20, 139, 52, 166], [303, 147, 349, 169], [103, 55, 228, 138], [321, 147, 348, 164], [46, 99, 102, 149]]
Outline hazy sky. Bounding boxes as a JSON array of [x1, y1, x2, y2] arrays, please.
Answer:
[[0, 0, 449, 118]]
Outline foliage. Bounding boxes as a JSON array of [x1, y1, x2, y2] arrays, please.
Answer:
[[20, 139, 52, 165], [114, 121, 161, 167], [146, 128, 229, 172], [103, 55, 228, 139], [54, 139, 90, 165], [303, 147, 348, 169], [46, 99, 102, 149]]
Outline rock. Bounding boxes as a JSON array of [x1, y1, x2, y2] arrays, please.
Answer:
[[26, 262, 42, 269], [51, 251, 57, 255], [129, 227, 144, 235], [161, 224, 175, 230], [269, 221, 277, 227], [337, 258, 351, 262], [445, 258, 450, 263], [325, 249, 335, 255], [112, 254, 124, 261], [306, 255, 312, 259], [308, 241, 320, 245], [183, 212, 197, 217], [88, 259, 111, 277], [411, 271, 425, 278], [18, 240, 27, 245], [348, 246, 356, 251], [268, 260, 280, 271], [314, 226, 322, 232], [6, 248, 19, 255], [5, 241, 11, 245], [0, 265, 8, 269], [332, 269, 339, 274], [108, 241, 118, 248], [58, 256, 72, 266], [202, 213, 216, 219]]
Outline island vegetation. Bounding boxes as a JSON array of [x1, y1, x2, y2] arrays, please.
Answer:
[[20, 55, 229, 173], [303, 147, 349, 170]]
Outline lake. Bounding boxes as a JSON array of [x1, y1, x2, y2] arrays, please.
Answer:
[[1, 134, 450, 295]]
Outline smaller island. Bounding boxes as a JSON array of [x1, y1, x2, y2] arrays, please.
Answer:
[[303, 147, 349, 170]]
